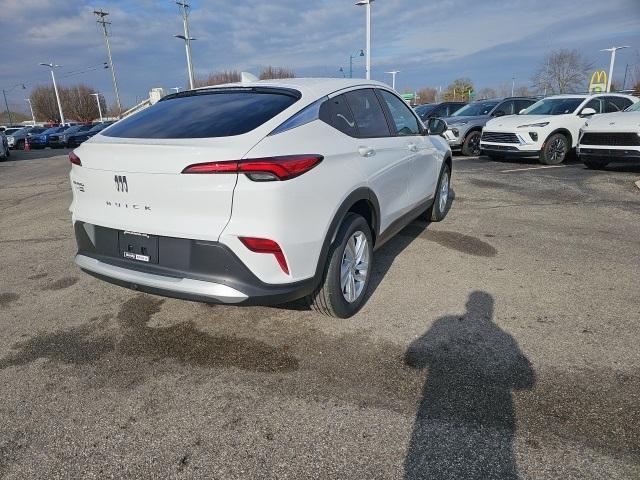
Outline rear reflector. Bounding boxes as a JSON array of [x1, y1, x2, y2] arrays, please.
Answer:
[[182, 154, 323, 181], [69, 152, 81, 166], [239, 237, 289, 275]]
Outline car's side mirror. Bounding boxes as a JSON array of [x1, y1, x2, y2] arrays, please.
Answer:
[[518, 109, 526, 115], [493, 110, 506, 117], [580, 107, 597, 117], [427, 118, 447, 136]]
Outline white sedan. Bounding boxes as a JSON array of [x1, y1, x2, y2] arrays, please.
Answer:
[[480, 93, 638, 164], [69, 78, 452, 318]]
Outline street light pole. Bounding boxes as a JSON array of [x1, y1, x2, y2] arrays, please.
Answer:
[[386, 70, 400, 90], [349, 49, 364, 78], [511, 74, 515, 97], [90, 93, 103, 122], [25, 98, 36, 125], [176, 1, 196, 89], [39, 63, 65, 125], [601, 46, 629, 92], [356, 0, 373, 80]]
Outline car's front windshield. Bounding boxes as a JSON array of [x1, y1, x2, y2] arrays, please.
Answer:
[[5, 128, 22, 135], [10, 128, 28, 136], [64, 126, 82, 134], [452, 101, 499, 117], [41, 128, 59, 135], [624, 101, 640, 112], [522, 98, 584, 115]]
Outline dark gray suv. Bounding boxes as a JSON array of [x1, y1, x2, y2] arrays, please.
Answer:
[[438, 97, 537, 156]]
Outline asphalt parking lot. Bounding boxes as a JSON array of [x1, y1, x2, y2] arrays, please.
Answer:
[[1, 149, 639, 479]]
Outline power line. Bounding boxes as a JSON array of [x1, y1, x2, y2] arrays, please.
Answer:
[[94, 9, 122, 115]]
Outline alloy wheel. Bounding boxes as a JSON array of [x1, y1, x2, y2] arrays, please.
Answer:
[[548, 137, 566, 163], [340, 231, 369, 303], [439, 171, 450, 213]]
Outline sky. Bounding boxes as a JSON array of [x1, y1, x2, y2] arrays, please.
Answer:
[[1, 0, 639, 113]]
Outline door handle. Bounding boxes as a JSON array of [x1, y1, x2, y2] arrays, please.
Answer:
[[407, 143, 418, 152], [358, 146, 375, 157]]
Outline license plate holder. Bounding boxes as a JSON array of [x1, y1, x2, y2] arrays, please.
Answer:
[[118, 231, 159, 264]]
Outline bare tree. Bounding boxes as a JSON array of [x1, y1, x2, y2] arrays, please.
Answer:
[[531, 49, 592, 94], [259, 66, 296, 80], [194, 70, 241, 88], [476, 87, 498, 100], [443, 78, 474, 101], [416, 87, 437, 104], [514, 85, 534, 97], [30, 85, 61, 123], [61, 84, 102, 122]]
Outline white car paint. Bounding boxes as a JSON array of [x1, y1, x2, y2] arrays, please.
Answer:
[[481, 94, 638, 158], [69, 78, 450, 303], [578, 103, 640, 160]]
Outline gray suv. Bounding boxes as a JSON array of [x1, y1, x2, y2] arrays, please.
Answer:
[[438, 97, 537, 156]]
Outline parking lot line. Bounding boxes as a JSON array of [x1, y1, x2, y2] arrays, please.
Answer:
[[500, 165, 581, 173]]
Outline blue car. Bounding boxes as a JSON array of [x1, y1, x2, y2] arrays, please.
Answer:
[[29, 126, 68, 149]]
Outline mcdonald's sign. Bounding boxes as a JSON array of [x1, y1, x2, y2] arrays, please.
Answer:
[[589, 70, 607, 93]]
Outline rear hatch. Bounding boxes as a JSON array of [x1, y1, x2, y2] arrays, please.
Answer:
[[70, 87, 301, 242]]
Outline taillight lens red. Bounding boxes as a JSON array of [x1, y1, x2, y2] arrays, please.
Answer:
[[239, 237, 289, 275], [182, 154, 323, 181], [69, 152, 81, 166]]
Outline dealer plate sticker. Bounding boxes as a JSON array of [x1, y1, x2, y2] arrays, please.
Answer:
[[123, 252, 150, 262]]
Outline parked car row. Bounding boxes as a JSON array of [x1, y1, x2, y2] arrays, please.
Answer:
[[3, 122, 114, 151]]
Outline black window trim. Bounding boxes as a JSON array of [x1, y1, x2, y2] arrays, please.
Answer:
[[340, 88, 394, 140]]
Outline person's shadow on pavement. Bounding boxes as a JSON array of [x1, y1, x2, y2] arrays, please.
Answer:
[[404, 291, 535, 480]]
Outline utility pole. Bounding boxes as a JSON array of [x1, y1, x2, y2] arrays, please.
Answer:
[[94, 9, 122, 116], [622, 63, 629, 90], [601, 46, 629, 92], [511, 74, 515, 96], [386, 71, 400, 90], [175, 1, 195, 89], [2, 90, 12, 125]]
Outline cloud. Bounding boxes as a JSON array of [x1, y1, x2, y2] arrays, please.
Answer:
[[0, 0, 638, 111]]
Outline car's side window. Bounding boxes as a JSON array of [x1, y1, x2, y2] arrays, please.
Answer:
[[603, 98, 621, 113], [378, 90, 421, 136], [494, 100, 515, 116], [583, 98, 603, 113], [343, 89, 391, 138], [319, 94, 358, 137], [434, 105, 449, 117], [609, 96, 633, 111], [515, 99, 535, 113]]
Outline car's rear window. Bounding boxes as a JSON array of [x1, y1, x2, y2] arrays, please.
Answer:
[[103, 88, 300, 139]]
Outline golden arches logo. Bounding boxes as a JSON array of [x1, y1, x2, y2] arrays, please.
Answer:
[[589, 70, 607, 93]]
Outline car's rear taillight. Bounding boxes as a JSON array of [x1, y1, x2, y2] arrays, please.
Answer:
[[69, 152, 81, 166], [239, 237, 289, 274], [182, 155, 323, 181]]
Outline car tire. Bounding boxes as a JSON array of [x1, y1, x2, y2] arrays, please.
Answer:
[[426, 162, 452, 222], [583, 158, 610, 170], [461, 130, 481, 156], [307, 213, 373, 318], [539, 133, 569, 165]]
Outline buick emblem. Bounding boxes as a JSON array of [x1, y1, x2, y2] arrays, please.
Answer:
[[115, 175, 128, 193]]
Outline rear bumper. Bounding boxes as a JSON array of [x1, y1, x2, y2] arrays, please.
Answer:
[[74, 222, 316, 305]]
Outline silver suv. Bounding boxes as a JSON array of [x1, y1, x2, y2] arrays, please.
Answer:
[[438, 97, 537, 156]]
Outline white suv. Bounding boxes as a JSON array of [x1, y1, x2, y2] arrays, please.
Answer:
[[70, 79, 452, 318], [481, 93, 638, 164], [578, 101, 640, 169]]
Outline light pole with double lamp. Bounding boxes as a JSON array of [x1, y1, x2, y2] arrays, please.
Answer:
[[601, 46, 629, 92], [39, 63, 65, 125], [386, 70, 400, 90], [355, 0, 373, 80]]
